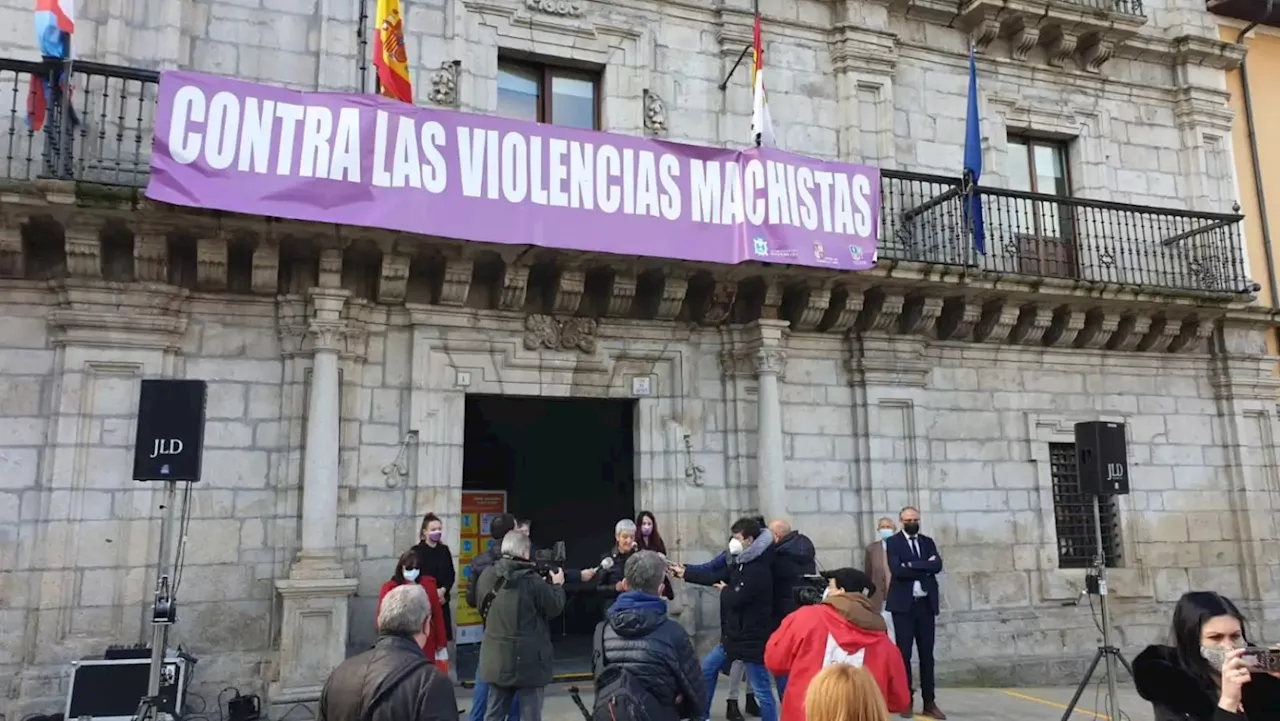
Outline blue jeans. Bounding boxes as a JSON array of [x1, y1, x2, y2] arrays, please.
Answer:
[[469, 680, 519, 721], [775, 674, 788, 702], [701, 645, 777, 721]]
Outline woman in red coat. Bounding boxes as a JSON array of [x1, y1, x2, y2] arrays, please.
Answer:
[[378, 549, 450, 674], [765, 568, 909, 721]]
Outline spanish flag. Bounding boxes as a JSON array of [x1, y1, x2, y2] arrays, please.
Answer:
[[373, 0, 412, 104], [750, 12, 775, 147]]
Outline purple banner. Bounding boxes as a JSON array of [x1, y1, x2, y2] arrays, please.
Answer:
[[145, 71, 881, 271]]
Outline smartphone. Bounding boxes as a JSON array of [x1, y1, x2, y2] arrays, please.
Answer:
[[1241, 647, 1280, 673]]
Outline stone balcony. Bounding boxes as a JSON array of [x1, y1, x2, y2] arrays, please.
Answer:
[[0, 56, 1258, 327]]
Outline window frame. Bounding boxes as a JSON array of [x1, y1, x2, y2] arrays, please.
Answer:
[[496, 57, 602, 130], [1007, 135, 1072, 197], [1048, 442, 1122, 570]]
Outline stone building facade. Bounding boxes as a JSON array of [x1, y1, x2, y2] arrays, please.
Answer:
[[1, 0, 1279, 716]]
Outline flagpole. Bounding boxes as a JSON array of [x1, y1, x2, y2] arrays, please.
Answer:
[[753, 0, 762, 147]]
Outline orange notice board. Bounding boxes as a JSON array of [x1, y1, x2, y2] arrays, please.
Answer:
[[456, 490, 507, 644]]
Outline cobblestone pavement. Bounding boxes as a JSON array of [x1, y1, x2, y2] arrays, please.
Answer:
[[459, 682, 1151, 721]]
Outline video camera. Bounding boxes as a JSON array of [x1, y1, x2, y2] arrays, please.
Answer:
[[533, 541, 567, 581], [793, 574, 828, 607]]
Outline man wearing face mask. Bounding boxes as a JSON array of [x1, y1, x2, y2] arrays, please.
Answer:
[[320, 584, 458, 721], [764, 568, 910, 721], [884, 507, 945, 720], [863, 517, 897, 637], [677, 517, 779, 721]]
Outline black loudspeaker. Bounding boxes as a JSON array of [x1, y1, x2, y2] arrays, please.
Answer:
[[1074, 421, 1129, 496], [133, 379, 207, 482]]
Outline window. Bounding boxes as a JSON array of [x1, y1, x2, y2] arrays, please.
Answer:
[[1049, 443, 1121, 569], [497, 59, 599, 130], [1005, 136, 1076, 277]]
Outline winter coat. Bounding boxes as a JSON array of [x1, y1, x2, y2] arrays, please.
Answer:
[[377, 578, 449, 674], [765, 592, 910, 719], [596, 546, 639, 607], [683, 532, 776, 664], [475, 556, 567, 688], [318, 635, 457, 721], [412, 541, 456, 640], [594, 590, 707, 721], [1133, 644, 1280, 721], [466, 544, 501, 609], [771, 531, 817, 624]]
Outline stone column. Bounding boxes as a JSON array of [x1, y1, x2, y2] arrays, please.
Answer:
[[270, 287, 357, 709], [753, 347, 788, 522]]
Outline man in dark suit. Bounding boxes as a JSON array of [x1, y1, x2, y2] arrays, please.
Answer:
[[884, 506, 946, 720]]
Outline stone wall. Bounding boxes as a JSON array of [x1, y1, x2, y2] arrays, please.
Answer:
[[0, 0, 1245, 213], [3, 276, 1279, 714]]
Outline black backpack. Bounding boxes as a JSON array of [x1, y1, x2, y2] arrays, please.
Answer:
[[591, 623, 653, 721]]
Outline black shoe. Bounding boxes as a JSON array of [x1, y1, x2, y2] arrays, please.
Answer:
[[745, 693, 761, 717], [726, 699, 744, 721]]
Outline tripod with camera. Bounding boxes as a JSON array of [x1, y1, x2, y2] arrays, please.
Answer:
[[1061, 421, 1133, 721]]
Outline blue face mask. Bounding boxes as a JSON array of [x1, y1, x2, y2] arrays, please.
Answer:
[[878, 528, 894, 540]]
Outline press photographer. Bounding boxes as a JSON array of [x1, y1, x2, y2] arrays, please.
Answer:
[[474, 530, 567, 721]]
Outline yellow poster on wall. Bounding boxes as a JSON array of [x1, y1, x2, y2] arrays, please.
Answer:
[[455, 490, 507, 644]]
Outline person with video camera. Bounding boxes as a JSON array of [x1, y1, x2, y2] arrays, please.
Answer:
[[591, 550, 706, 721], [474, 530, 567, 721], [764, 568, 910, 721], [1133, 591, 1280, 721], [466, 514, 520, 721]]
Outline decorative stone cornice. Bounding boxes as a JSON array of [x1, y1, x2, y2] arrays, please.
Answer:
[[958, 0, 1146, 73], [48, 282, 190, 351]]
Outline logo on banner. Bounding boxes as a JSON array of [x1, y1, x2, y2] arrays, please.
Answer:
[[753, 237, 769, 256], [849, 244, 864, 262]]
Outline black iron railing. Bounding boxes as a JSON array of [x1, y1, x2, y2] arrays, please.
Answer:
[[0, 57, 1249, 295], [0, 57, 157, 188]]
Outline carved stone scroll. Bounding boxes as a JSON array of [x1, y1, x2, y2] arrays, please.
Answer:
[[523, 314, 598, 354], [65, 224, 101, 278], [552, 267, 585, 315], [0, 223, 21, 277], [899, 295, 943, 336], [1043, 27, 1079, 68], [252, 242, 280, 295], [654, 271, 688, 321], [1041, 306, 1082, 347], [1136, 315, 1183, 353], [197, 235, 228, 290], [790, 283, 831, 332], [499, 263, 531, 310], [1167, 317, 1212, 354], [936, 297, 982, 341], [1008, 304, 1053, 345], [826, 285, 864, 334], [318, 248, 343, 289], [857, 289, 905, 333], [973, 299, 1020, 343], [439, 257, 473, 306], [606, 272, 637, 317], [1106, 314, 1152, 352], [133, 229, 168, 283], [643, 90, 667, 136], [1072, 309, 1120, 349], [378, 254, 411, 304], [429, 61, 460, 107], [701, 281, 737, 326]]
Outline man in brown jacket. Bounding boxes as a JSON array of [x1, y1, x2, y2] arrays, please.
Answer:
[[863, 517, 898, 635]]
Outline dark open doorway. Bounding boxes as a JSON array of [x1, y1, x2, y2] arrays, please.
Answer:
[[457, 394, 636, 680]]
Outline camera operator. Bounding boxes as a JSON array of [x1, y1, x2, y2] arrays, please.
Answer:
[[516, 517, 597, 585], [474, 530, 567, 721], [764, 568, 909, 721], [767, 519, 815, 701], [1133, 591, 1280, 720]]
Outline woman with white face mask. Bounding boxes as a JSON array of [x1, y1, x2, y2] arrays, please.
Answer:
[[380, 549, 451, 674], [1133, 591, 1280, 720]]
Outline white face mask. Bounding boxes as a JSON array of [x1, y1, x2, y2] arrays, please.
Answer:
[[821, 587, 832, 601], [728, 538, 745, 555], [403, 569, 420, 582], [878, 528, 894, 540]]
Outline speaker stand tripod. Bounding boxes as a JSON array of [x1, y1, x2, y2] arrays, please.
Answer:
[[134, 480, 180, 721], [1060, 495, 1133, 721]]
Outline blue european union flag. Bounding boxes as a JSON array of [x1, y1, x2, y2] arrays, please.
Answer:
[[964, 45, 986, 256]]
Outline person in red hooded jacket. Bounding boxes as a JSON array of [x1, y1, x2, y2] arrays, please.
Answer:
[[379, 548, 450, 675], [765, 568, 909, 720]]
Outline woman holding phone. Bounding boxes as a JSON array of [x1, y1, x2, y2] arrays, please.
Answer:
[[1133, 591, 1280, 720]]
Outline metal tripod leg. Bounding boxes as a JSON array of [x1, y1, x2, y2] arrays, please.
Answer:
[[1061, 647, 1105, 721]]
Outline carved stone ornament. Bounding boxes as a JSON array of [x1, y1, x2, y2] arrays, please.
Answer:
[[523, 314, 598, 353], [643, 89, 667, 136], [525, 0, 583, 16], [429, 61, 460, 107]]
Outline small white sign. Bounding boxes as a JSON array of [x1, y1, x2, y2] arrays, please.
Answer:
[[631, 376, 652, 397], [456, 370, 472, 387]]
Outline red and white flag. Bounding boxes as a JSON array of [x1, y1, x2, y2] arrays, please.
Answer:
[[750, 13, 775, 147]]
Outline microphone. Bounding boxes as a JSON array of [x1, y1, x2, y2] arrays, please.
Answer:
[[598, 557, 615, 571]]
